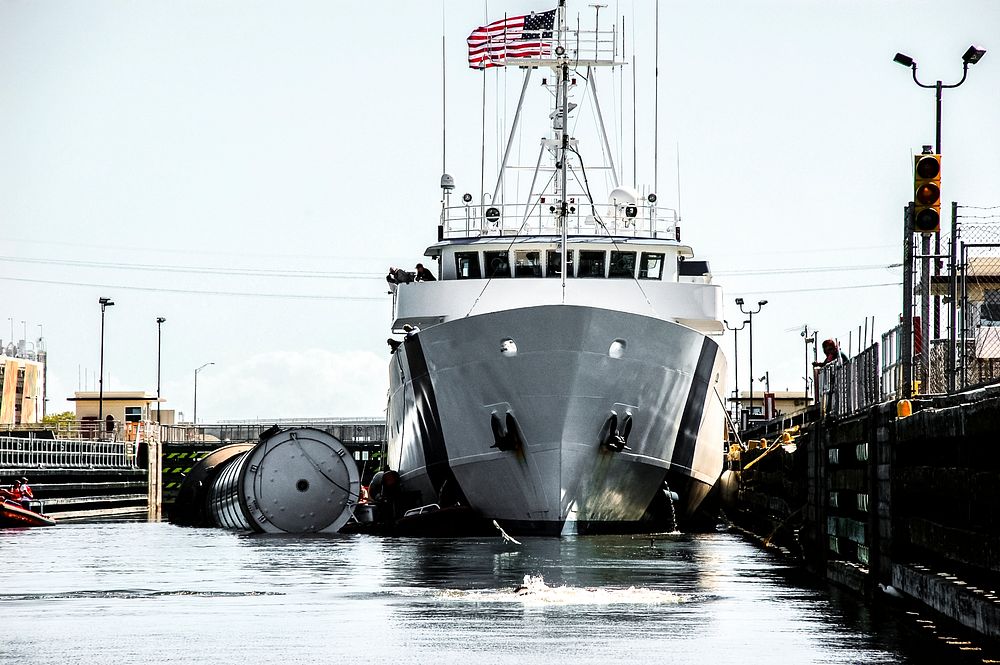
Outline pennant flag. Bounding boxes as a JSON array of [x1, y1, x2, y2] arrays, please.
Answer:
[[467, 9, 557, 69]]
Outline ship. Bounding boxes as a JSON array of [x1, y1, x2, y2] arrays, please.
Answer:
[[383, 2, 727, 535]]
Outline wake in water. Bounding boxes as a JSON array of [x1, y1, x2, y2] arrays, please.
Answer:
[[444, 575, 685, 606]]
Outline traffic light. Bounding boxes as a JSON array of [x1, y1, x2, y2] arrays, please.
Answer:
[[913, 153, 942, 233]]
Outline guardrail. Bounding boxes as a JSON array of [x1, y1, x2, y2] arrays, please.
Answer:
[[817, 343, 881, 419], [0, 436, 136, 469], [441, 200, 678, 240]]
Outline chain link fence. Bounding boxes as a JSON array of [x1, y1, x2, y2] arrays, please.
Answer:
[[953, 215, 1000, 390], [813, 204, 1000, 421]]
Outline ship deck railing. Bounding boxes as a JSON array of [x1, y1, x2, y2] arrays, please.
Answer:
[[441, 200, 678, 241], [504, 27, 623, 68]]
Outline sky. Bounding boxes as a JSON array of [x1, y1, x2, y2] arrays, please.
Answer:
[[2, 0, 999, 421]]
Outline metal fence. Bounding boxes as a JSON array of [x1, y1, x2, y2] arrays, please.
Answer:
[[880, 324, 904, 400], [817, 343, 882, 419], [878, 205, 1000, 404], [954, 224, 1000, 390], [0, 435, 135, 469]]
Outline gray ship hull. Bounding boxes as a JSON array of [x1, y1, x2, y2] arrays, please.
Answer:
[[385, 304, 726, 535]]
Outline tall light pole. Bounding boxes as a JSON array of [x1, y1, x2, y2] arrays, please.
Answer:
[[737, 298, 767, 418], [723, 318, 749, 420], [98, 297, 115, 435], [193, 362, 214, 425], [893, 45, 986, 384], [156, 317, 166, 423]]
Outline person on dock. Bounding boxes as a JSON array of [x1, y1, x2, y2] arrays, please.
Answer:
[[414, 263, 436, 282], [814, 339, 849, 368]]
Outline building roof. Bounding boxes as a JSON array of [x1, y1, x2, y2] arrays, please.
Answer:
[[69, 391, 162, 402]]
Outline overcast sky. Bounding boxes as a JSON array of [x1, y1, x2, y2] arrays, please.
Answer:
[[2, 1, 998, 421]]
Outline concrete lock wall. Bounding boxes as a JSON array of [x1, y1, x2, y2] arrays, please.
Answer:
[[732, 390, 1000, 639]]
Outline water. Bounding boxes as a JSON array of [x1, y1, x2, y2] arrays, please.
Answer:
[[0, 521, 993, 664]]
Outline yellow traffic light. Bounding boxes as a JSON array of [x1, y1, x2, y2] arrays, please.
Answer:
[[913, 153, 942, 233]]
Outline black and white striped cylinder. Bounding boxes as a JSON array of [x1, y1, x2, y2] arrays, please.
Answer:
[[204, 427, 360, 534]]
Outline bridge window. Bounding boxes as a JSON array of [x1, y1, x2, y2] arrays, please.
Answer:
[[455, 252, 482, 279], [546, 250, 574, 278], [609, 251, 637, 278], [639, 252, 665, 280], [484, 250, 511, 278], [124, 406, 143, 423], [577, 251, 606, 278], [514, 250, 542, 277]]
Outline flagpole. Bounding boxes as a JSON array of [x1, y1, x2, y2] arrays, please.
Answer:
[[479, 2, 488, 207]]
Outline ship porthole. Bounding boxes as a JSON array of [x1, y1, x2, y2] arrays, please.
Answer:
[[296, 479, 310, 492], [609, 339, 627, 359], [500, 338, 518, 356]]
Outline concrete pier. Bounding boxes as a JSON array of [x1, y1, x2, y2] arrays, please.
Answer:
[[730, 386, 1000, 640]]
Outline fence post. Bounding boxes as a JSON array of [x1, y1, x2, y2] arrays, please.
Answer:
[[949, 201, 959, 393], [147, 427, 162, 521], [902, 204, 914, 398]]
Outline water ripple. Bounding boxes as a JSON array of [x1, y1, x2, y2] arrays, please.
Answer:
[[0, 589, 284, 601]]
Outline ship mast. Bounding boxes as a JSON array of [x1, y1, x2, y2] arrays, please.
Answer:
[[557, 0, 569, 300]]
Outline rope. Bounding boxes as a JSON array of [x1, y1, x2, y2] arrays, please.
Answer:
[[568, 145, 658, 316], [463, 173, 556, 318]]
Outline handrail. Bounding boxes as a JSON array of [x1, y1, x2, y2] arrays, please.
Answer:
[[0, 436, 136, 469], [440, 200, 678, 240]]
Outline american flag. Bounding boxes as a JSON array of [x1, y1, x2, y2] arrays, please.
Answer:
[[467, 9, 557, 69]]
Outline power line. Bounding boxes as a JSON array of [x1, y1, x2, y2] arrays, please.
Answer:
[[5, 236, 396, 263], [709, 243, 897, 259], [732, 282, 901, 296], [716, 263, 901, 277], [0, 255, 383, 280], [0, 276, 385, 301]]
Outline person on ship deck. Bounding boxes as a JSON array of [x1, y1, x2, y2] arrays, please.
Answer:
[[414, 263, 436, 282]]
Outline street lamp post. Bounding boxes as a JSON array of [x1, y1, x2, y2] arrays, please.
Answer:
[[893, 45, 986, 391], [736, 298, 767, 419], [156, 317, 166, 423], [893, 46, 986, 156], [723, 318, 750, 420], [98, 297, 115, 436], [193, 362, 214, 425]]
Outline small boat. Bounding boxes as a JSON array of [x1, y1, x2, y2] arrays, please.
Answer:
[[0, 501, 57, 528]]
